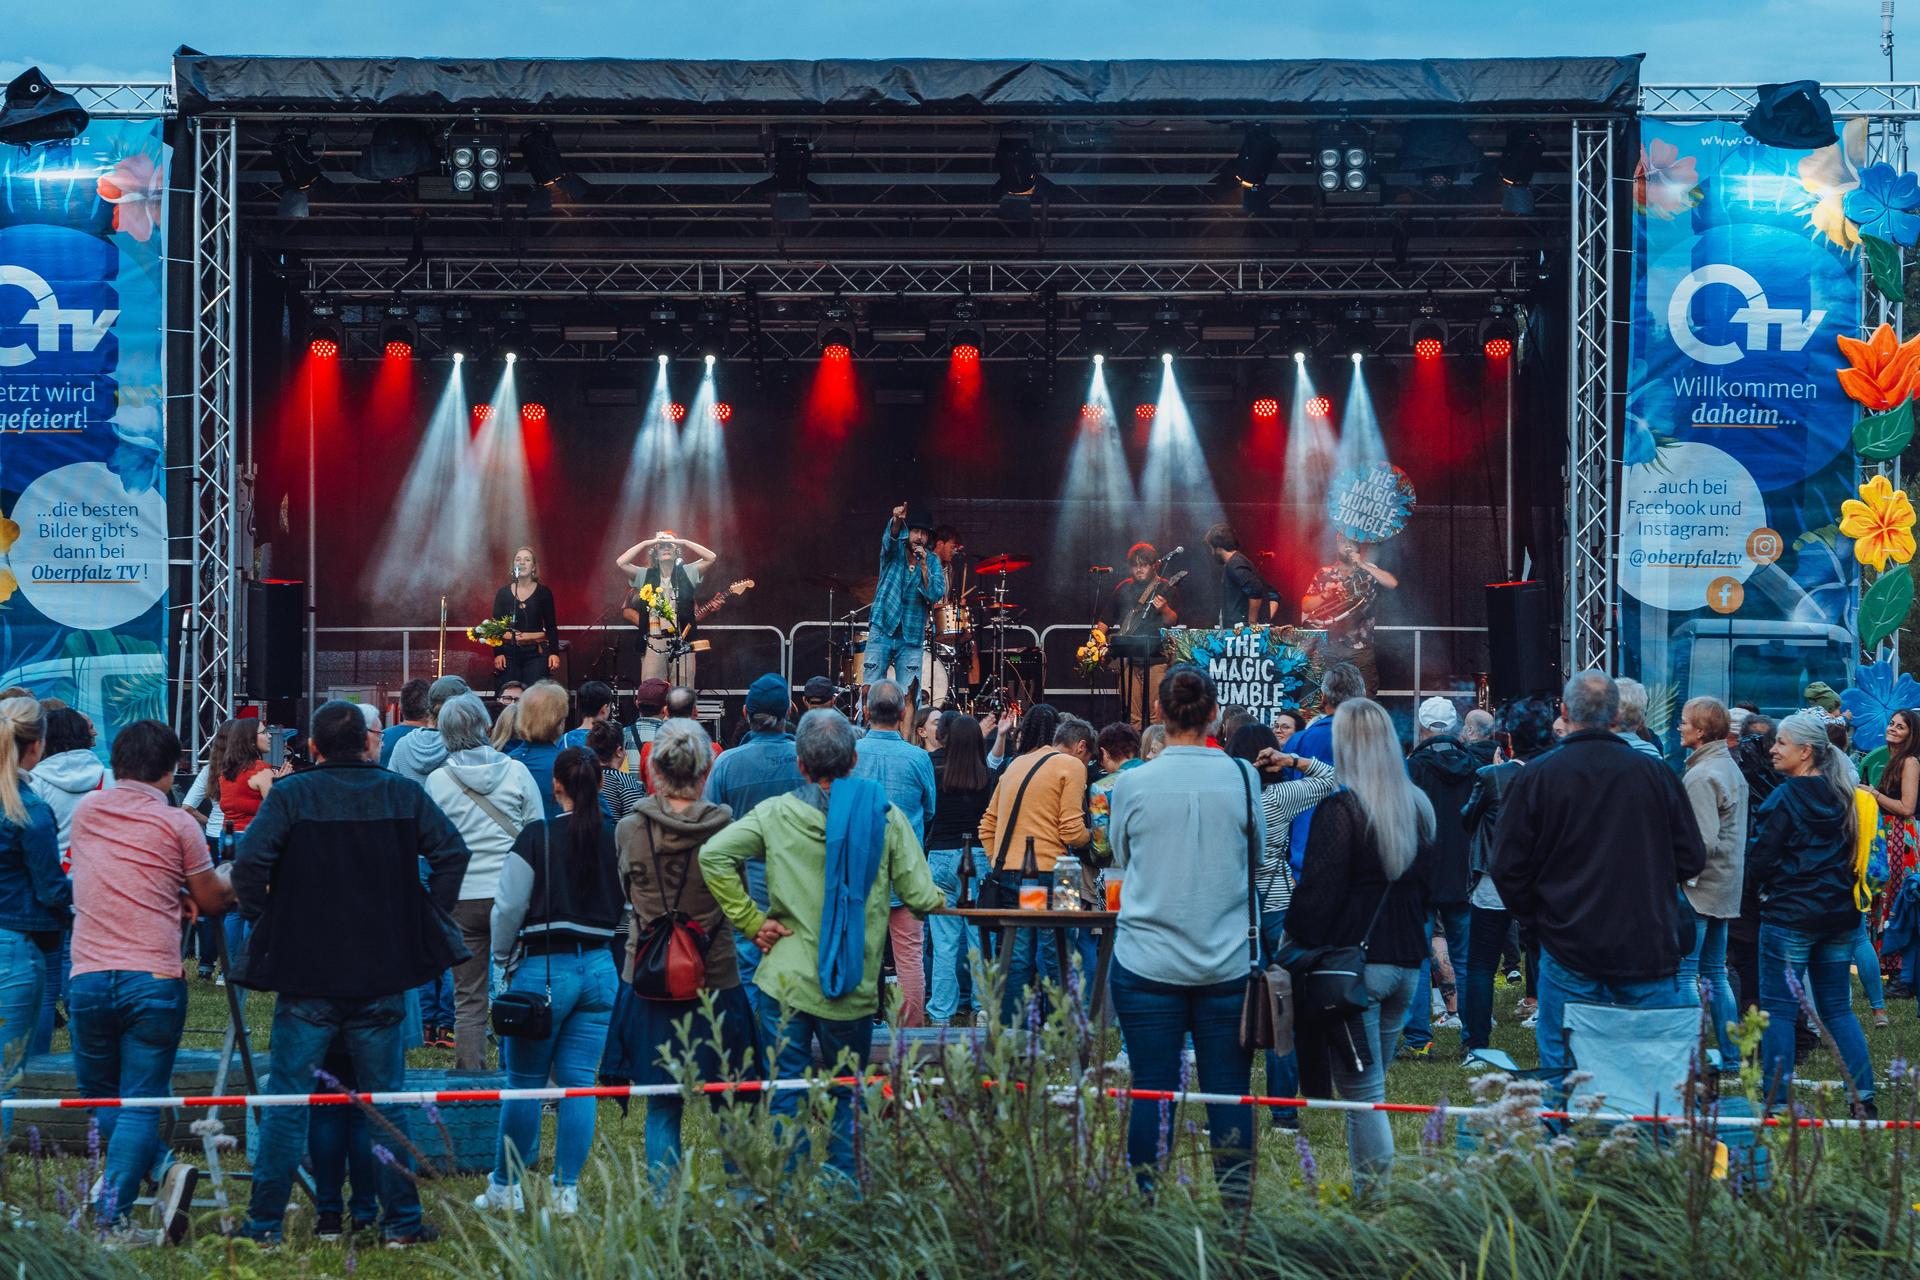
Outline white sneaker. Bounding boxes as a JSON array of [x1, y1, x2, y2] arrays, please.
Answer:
[[551, 1182, 579, 1217], [1520, 1012, 1539, 1029], [154, 1162, 198, 1244], [1434, 1013, 1462, 1031], [472, 1179, 523, 1213]]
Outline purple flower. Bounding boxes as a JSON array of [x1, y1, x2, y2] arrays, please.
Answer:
[[372, 1143, 396, 1167], [1295, 1131, 1318, 1193], [421, 1100, 442, 1126], [26, 1126, 41, 1159], [1889, 1057, 1910, 1083], [1155, 1099, 1173, 1164], [315, 1066, 344, 1092], [1784, 967, 1806, 1003], [1423, 1097, 1449, 1150], [86, 1117, 100, 1160]]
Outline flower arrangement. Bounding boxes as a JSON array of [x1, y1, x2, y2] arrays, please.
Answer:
[[636, 581, 677, 627], [467, 615, 513, 648], [1075, 630, 1108, 681]]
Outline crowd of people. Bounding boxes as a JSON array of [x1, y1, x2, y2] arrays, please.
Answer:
[[0, 659, 1903, 1244]]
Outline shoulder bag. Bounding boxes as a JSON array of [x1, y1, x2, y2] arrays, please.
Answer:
[[629, 816, 714, 1002], [1289, 888, 1390, 1025], [973, 753, 1049, 910], [1237, 760, 1278, 1051], [453, 776, 527, 842], [490, 822, 554, 1039]]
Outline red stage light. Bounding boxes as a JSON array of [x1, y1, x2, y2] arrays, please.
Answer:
[[1414, 337, 1443, 360], [472, 404, 493, 422], [1135, 404, 1156, 421], [1483, 336, 1512, 359], [952, 343, 980, 363], [1252, 397, 1279, 419], [823, 343, 851, 362], [666, 402, 687, 421], [1306, 395, 1332, 418], [1080, 403, 1104, 420], [521, 402, 547, 423], [309, 338, 338, 360], [384, 340, 412, 360], [711, 402, 733, 422]]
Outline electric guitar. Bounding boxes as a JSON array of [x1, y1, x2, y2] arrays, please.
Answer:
[[1118, 569, 1189, 635], [621, 578, 755, 630]]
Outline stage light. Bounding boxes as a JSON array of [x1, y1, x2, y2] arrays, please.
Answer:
[[1294, 351, 1307, 366], [646, 303, 683, 362], [448, 132, 505, 197], [519, 122, 590, 211], [693, 305, 731, 362], [1080, 403, 1104, 420], [271, 130, 323, 218], [1079, 305, 1119, 360], [1161, 352, 1174, 366], [1306, 395, 1332, 418], [1093, 352, 1105, 368], [1479, 296, 1518, 359], [1269, 305, 1318, 363], [947, 298, 986, 357], [1252, 397, 1280, 419], [817, 300, 857, 358], [754, 134, 820, 220], [496, 305, 530, 362], [666, 402, 687, 422], [1497, 127, 1545, 215], [354, 121, 437, 183], [1409, 303, 1446, 360], [0, 67, 89, 147], [1316, 128, 1371, 195], [443, 303, 478, 361], [948, 343, 978, 363], [380, 297, 416, 360], [521, 402, 547, 423], [505, 352, 518, 365], [992, 133, 1044, 220], [712, 402, 733, 422], [309, 334, 339, 360], [1145, 305, 1188, 361], [1413, 335, 1443, 359], [1229, 126, 1280, 211], [473, 404, 493, 423], [1336, 304, 1376, 361], [385, 338, 412, 359], [453, 352, 465, 365], [656, 353, 670, 368], [704, 353, 716, 370], [823, 343, 851, 362], [306, 298, 340, 359], [1135, 403, 1156, 420]]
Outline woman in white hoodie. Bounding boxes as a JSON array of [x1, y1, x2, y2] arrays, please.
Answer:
[[425, 694, 544, 1071], [25, 707, 105, 1054]]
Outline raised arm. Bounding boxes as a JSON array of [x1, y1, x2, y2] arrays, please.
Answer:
[[677, 538, 718, 575], [615, 538, 660, 576]]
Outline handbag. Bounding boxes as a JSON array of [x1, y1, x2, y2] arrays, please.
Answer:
[[491, 823, 554, 1040], [1290, 888, 1390, 1026], [974, 753, 1049, 910], [629, 816, 714, 1002], [1237, 760, 1277, 1051]]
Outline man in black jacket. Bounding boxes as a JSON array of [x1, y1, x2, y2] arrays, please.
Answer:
[[1404, 696, 1479, 1053], [1490, 671, 1706, 1073], [232, 701, 470, 1247]]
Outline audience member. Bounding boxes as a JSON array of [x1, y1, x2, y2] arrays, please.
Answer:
[[561, 681, 618, 751], [490, 701, 523, 753], [26, 706, 102, 1052], [624, 678, 671, 773], [1139, 724, 1168, 762], [1405, 695, 1478, 1051], [1271, 708, 1303, 749], [924, 712, 996, 1026], [0, 696, 64, 1140], [508, 681, 570, 819], [387, 675, 471, 783], [1612, 678, 1666, 761], [586, 720, 643, 818], [850, 680, 937, 1025], [1285, 662, 1366, 874], [1677, 696, 1748, 1064], [381, 678, 432, 767]]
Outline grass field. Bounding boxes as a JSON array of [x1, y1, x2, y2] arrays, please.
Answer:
[[6, 966, 1920, 1278]]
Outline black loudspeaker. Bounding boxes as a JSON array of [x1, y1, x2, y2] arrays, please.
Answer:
[[1485, 579, 1559, 702], [245, 580, 305, 701]]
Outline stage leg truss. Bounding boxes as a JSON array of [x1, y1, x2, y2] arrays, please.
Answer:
[[183, 118, 239, 763], [1565, 118, 1617, 675]]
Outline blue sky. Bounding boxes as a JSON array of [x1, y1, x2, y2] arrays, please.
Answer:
[[0, 0, 1907, 87]]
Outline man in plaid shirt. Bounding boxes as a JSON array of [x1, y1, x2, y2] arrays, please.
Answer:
[[862, 503, 946, 698]]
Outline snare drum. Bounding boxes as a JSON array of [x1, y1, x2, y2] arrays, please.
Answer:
[[935, 602, 969, 642], [842, 628, 869, 686]]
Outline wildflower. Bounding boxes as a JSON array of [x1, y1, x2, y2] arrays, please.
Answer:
[[1888, 1057, 1910, 1083], [87, 1117, 100, 1160], [1422, 1097, 1449, 1151], [372, 1143, 396, 1167], [1840, 474, 1919, 572], [189, 1117, 226, 1138], [315, 1066, 344, 1092], [26, 1126, 40, 1158], [1295, 1131, 1319, 1195], [421, 1100, 442, 1127]]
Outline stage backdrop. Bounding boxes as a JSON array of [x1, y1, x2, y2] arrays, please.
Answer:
[[1620, 119, 1860, 734], [0, 120, 170, 750]]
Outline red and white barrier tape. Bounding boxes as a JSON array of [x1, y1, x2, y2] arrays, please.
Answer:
[[1, 1079, 1908, 1131]]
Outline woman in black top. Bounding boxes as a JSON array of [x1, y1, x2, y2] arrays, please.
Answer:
[[1283, 697, 1434, 1193], [493, 546, 558, 691], [925, 712, 996, 1025]]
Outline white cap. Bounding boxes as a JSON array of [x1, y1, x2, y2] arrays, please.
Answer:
[[1416, 696, 1459, 732]]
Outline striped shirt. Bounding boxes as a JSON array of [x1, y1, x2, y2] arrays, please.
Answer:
[[1257, 758, 1337, 915]]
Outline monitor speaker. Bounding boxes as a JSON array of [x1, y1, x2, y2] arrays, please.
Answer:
[[245, 580, 304, 702], [1485, 579, 1559, 703]]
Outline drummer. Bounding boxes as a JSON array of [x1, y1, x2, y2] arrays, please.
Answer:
[[924, 526, 971, 706]]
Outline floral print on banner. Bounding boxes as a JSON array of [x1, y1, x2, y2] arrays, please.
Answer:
[[1840, 659, 1920, 753], [1633, 138, 1701, 219], [1839, 473, 1918, 573]]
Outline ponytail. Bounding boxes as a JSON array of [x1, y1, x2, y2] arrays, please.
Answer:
[[1777, 711, 1858, 845], [0, 697, 46, 825], [553, 746, 604, 879]]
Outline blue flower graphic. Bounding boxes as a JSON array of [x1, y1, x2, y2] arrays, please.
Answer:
[[1844, 163, 1920, 247], [1840, 658, 1920, 752]]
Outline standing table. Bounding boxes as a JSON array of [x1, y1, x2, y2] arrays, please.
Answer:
[[940, 908, 1119, 1022]]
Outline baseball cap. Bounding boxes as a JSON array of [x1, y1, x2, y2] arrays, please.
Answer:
[[635, 677, 670, 711], [745, 673, 789, 720], [1417, 696, 1459, 732], [802, 675, 836, 703]]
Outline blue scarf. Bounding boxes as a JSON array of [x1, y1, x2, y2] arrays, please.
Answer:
[[817, 776, 890, 1000]]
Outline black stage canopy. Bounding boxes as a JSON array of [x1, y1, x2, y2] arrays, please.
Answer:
[[174, 54, 1641, 118]]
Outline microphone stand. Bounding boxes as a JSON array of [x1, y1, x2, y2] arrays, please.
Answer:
[[436, 595, 447, 677]]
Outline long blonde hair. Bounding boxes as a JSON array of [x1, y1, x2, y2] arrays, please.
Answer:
[[0, 697, 46, 825], [490, 702, 521, 750], [1332, 698, 1435, 880]]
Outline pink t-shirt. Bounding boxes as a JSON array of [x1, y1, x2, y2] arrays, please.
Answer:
[[69, 781, 213, 978]]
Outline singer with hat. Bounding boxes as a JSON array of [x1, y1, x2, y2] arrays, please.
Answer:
[[494, 546, 559, 690], [862, 504, 946, 700]]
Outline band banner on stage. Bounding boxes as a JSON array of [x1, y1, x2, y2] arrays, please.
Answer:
[[1620, 119, 1861, 741], [0, 119, 169, 750]]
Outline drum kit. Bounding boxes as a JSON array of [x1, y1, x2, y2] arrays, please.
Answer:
[[808, 550, 1042, 714]]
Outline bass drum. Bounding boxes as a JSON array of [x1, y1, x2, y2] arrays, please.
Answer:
[[841, 629, 869, 687], [920, 643, 969, 709]]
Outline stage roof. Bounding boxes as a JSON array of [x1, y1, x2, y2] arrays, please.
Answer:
[[175, 54, 1641, 119]]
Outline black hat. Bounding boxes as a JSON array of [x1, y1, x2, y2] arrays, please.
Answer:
[[0, 68, 89, 147], [1741, 81, 1838, 151], [802, 675, 837, 704], [905, 505, 935, 532]]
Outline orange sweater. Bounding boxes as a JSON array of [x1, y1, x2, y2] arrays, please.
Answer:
[[977, 748, 1090, 873]]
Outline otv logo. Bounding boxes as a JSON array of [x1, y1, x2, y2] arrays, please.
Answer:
[[1667, 264, 1825, 367], [0, 265, 119, 369]]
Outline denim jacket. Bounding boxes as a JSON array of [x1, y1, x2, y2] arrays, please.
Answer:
[[0, 789, 71, 936]]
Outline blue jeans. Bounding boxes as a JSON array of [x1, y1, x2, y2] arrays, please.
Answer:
[[309, 1105, 377, 1224], [1535, 949, 1689, 1074], [1677, 917, 1740, 1064], [245, 993, 419, 1241], [1406, 905, 1468, 1050], [1851, 918, 1886, 1010], [861, 632, 924, 687], [414, 970, 454, 1029], [1461, 904, 1511, 1054], [67, 971, 188, 1222], [1759, 922, 1875, 1109], [1257, 910, 1299, 1124], [1328, 963, 1419, 1193], [758, 1001, 872, 1182], [0, 929, 47, 1138], [492, 946, 618, 1188], [927, 848, 989, 1022], [30, 931, 69, 1057], [624, 984, 762, 1174], [734, 859, 770, 1020], [989, 870, 1061, 1024], [1108, 959, 1253, 1203]]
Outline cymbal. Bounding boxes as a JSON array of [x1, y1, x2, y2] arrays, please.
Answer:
[[806, 573, 855, 594], [974, 554, 1032, 576]]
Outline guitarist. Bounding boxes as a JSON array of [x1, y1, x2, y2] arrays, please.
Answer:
[[615, 530, 719, 687], [1094, 542, 1182, 726]]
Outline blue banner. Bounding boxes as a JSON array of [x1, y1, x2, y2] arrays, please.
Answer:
[[0, 120, 169, 749], [1620, 120, 1860, 731]]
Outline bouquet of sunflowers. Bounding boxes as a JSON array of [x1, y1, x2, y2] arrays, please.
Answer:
[[1075, 629, 1109, 681], [635, 581, 677, 627], [467, 615, 513, 648]]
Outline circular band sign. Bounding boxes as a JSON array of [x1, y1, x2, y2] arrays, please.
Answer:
[[1326, 462, 1417, 543]]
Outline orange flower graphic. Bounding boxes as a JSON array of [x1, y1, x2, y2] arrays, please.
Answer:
[[1837, 324, 1920, 412], [97, 153, 164, 243], [1841, 473, 1918, 572]]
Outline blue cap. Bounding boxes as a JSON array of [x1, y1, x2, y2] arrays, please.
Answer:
[[744, 673, 789, 720]]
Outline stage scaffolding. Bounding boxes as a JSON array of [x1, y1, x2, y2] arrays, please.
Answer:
[[161, 76, 1919, 749]]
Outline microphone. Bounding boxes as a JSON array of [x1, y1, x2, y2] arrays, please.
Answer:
[[1088, 565, 1113, 574], [511, 563, 521, 582]]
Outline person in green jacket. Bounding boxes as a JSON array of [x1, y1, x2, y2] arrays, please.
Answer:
[[700, 708, 942, 1181]]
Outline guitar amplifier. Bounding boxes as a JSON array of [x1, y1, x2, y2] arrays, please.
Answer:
[[1108, 634, 1163, 662]]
